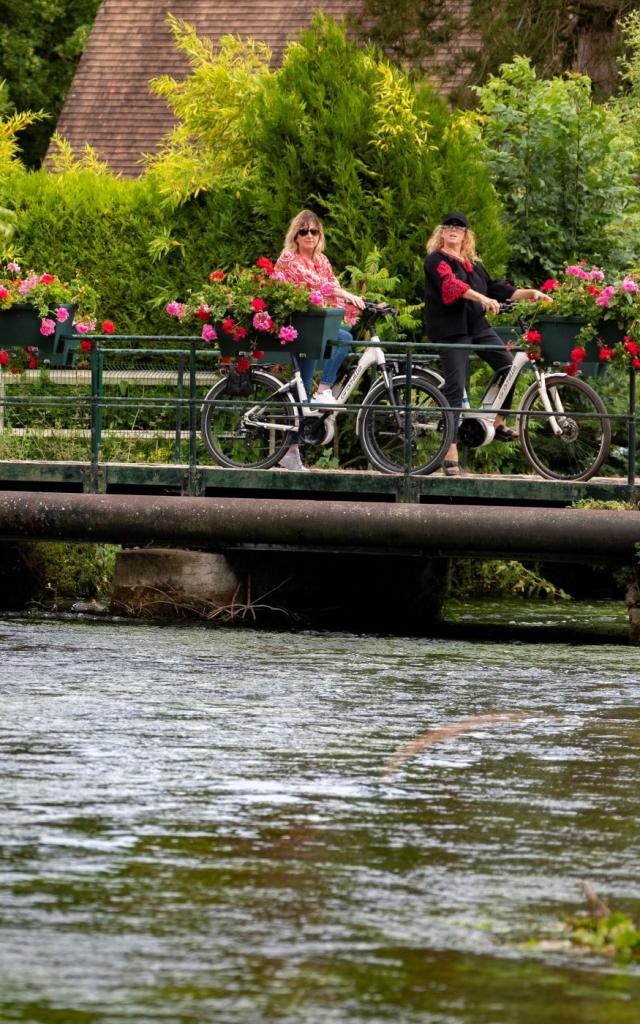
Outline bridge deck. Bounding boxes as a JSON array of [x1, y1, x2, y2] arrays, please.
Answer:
[[0, 458, 636, 507]]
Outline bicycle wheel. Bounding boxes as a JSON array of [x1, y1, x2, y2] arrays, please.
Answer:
[[201, 370, 297, 469], [358, 374, 454, 474], [520, 373, 611, 481]]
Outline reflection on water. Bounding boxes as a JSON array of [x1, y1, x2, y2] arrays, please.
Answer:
[[1, 611, 639, 1023]]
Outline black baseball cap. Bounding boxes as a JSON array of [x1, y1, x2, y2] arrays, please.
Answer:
[[441, 211, 469, 227]]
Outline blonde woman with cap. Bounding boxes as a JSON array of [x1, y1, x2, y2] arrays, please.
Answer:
[[424, 211, 550, 476]]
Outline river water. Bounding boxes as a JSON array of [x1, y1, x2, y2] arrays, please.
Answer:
[[1, 605, 639, 1024]]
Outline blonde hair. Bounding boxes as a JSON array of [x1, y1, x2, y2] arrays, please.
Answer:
[[426, 223, 477, 262], [282, 209, 326, 256]]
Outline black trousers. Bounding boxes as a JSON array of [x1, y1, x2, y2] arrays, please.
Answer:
[[438, 327, 515, 439]]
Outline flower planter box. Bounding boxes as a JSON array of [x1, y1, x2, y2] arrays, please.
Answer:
[[216, 307, 346, 361], [0, 303, 78, 368], [494, 317, 612, 378]]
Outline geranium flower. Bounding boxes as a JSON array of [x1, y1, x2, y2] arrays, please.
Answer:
[[56, 306, 70, 322], [599, 347, 615, 361], [252, 311, 274, 332], [0, 350, 8, 366], [236, 357, 252, 372], [524, 329, 541, 343], [624, 337, 639, 356], [570, 346, 586, 363], [39, 318, 56, 336], [5, 262, 20, 273], [166, 301, 186, 318], [309, 290, 324, 305], [256, 257, 274, 273], [279, 325, 298, 343], [196, 305, 210, 321], [621, 278, 638, 293], [101, 320, 115, 334], [540, 279, 559, 292], [80, 339, 92, 352], [209, 270, 225, 281], [201, 324, 217, 342], [251, 297, 267, 312]]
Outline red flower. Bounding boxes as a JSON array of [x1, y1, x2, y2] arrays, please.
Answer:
[[209, 270, 225, 281], [251, 297, 267, 312], [0, 349, 8, 366], [220, 355, 231, 365], [624, 338, 639, 357], [80, 339, 92, 352], [232, 326, 247, 341], [253, 350, 265, 360], [196, 306, 210, 322], [236, 357, 252, 372], [564, 362, 578, 376], [570, 346, 586, 363], [587, 285, 601, 296], [540, 279, 559, 292], [599, 347, 615, 361], [634, 357, 640, 369], [28, 356, 38, 369], [255, 257, 274, 273], [524, 329, 541, 343], [39, 273, 56, 285], [222, 317, 235, 332], [101, 320, 115, 334]]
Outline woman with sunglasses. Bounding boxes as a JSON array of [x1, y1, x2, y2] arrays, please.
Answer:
[[424, 211, 550, 476], [273, 209, 365, 471]]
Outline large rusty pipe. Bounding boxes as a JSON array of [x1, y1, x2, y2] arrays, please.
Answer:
[[0, 491, 638, 561]]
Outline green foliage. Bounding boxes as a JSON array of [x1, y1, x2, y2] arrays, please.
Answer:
[[474, 57, 639, 280], [568, 911, 640, 961], [449, 558, 570, 599], [0, 0, 100, 166], [10, 540, 117, 606]]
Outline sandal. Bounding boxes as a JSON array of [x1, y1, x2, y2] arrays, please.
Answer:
[[494, 424, 519, 442], [443, 459, 462, 476]]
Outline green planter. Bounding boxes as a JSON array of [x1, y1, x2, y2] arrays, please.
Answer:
[[0, 303, 79, 368], [216, 307, 346, 361], [495, 317, 611, 378]]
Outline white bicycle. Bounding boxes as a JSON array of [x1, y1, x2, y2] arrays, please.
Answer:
[[201, 303, 455, 474]]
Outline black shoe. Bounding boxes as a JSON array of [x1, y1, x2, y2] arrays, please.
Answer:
[[494, 425, 518, 442]]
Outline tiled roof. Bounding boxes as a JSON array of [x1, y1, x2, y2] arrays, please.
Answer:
[[53, 1, 478, 177]]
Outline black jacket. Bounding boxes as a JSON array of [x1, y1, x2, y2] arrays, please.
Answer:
[[424, 251, 515, 340]]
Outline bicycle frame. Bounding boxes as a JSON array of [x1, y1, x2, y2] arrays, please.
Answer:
[[461, 347, 574, 446], [241, 338, 394, 437]]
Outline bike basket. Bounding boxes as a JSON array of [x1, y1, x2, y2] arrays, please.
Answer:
[[215, 307, 346, 361], [224, 365, 253, 396]]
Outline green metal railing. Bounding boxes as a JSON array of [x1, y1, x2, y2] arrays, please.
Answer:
[[0, 333, 637, 489]]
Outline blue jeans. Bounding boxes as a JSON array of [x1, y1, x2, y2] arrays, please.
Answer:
[[299, 328, 352, 398]]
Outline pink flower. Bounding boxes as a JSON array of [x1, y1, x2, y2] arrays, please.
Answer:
[[201, 324, 217, 342], [165, 301, 187, 318], [56, 306, 70, 322], [588, 269, 605, 281], [621, 277, 638, 292], [565, 265, 588, 279], [74, 320, 96, 334], [278, 325, 298, 343], [5, 261, 20, 273], [0, 286, 7, 300], [253, 310, 274, 331], [309, 290, 324, 305], [39, 318, 56, 336], [596, 285, 615, 308], [18, 275, 37, 294]]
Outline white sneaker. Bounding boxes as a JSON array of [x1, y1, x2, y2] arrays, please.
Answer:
[[277, 449, 309, 472], [311, 390, 340, 406]]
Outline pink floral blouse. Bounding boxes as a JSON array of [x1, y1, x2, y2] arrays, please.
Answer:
[[273, 249, 358, 326]]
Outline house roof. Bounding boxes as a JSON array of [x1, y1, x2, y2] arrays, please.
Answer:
[[53, 1, 477, 177]]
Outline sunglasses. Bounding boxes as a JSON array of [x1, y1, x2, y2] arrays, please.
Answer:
[[297, 227, 320, 237], [442, 223, 466, 231]]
